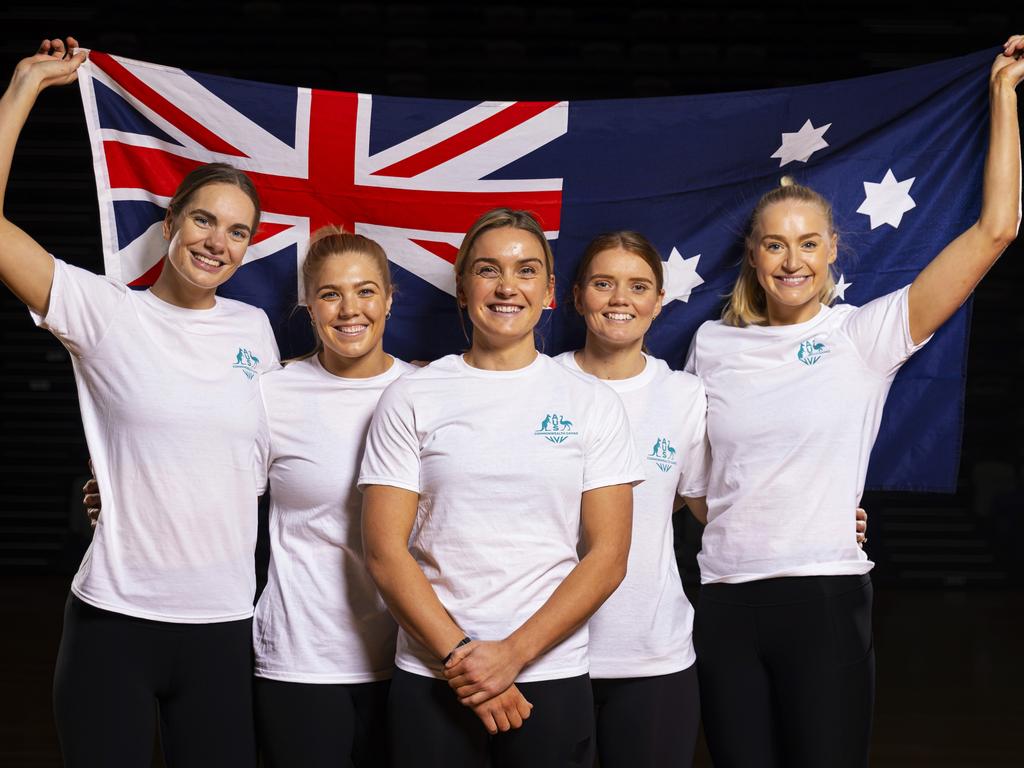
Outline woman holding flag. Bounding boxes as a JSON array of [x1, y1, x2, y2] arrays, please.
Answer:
[[0, 38, 279, 766], [687, 35, 1024, 768]]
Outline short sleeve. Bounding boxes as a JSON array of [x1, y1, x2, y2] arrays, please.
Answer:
[[357, 381, 421, 493], [253, 379, 272, 495], [30, 258, 130, 357], [581, 384, 645, 492], [256, 311, 281, 372], [683, 329, 699, 376], [676, 380, 710, 498], [842, 285, 930, 378]]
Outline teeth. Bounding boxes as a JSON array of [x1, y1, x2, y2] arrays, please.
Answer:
[[490, 305, 522, 314], [777, 276, 809, 285], [192, 253, 222, 267], [605, 312, 634, 321], [336, 325, 367, 335]]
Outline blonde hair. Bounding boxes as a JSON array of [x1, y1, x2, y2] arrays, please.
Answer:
[[293, 225, 392, 361], [723, 177, 838, 327]]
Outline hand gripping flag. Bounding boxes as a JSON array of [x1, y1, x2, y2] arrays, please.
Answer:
[[76, 48, 997, 492]]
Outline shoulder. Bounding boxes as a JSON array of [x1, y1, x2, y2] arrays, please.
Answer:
[[659, 361, 706, 398]]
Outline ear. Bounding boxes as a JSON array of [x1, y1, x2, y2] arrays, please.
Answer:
[[384, 289, 394, 317], [828, 233, 838, 265], [162, 209, 174, 242], [545, 273, 556, 309], [572, 283, 583, 314], [652, 289, 665, 320], [455, 275, 466, 308]]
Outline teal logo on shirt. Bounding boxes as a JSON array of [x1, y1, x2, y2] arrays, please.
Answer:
[[797, 338, 830, 366], [233, 347, 260, 380], [648, 437, 677, 472], [535, 414, 578, 444]]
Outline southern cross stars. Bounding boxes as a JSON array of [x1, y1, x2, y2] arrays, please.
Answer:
[[770, 120, 831, 166], [832, 273, 852, 302], [663, 247, 704, 304], [856, 169, 917, 229]]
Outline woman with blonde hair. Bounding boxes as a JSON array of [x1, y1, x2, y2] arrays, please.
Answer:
[[687, 36, 1024, 768], [252, 227, 413, 767]]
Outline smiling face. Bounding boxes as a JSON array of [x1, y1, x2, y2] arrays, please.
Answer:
[[457, 226, 555, 352], [308, 251, 392, 369], [574, 247, 663, 349], [750, 199, 837, 325], [161, 182, 256, 292]]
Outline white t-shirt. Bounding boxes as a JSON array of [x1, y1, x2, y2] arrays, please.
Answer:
[[358, 352, 645, 683], [252, 355, 412, 683], [33, 259, 280, 621], [685, 286, 928, 584], [556, 352, 708, 678]]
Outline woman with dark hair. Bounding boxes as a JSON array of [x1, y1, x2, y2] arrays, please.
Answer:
[[1, 39, 278, 765], [687, 36, 1023, 768], [556, 231, 708, 768], [252, 226, 412, 768], [359, 208, 644, 767]]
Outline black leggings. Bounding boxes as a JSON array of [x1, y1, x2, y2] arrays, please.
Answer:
[[388, 668, 594, 768], [591, 665, 700, 768], [52, 594, 256, 768], [694, 574, 875, 768], [254, 676, 390, 768]]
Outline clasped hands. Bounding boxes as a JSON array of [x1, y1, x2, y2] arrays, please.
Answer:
[[443, 639, 533, 735]]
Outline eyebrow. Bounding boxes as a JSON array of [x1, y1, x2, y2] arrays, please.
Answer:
[[589, 273, 655, 284], [190, 208, 252, 234], [472, 256, 544, 266], [317, 279, 382, 291], [761, 232, 823, 240]]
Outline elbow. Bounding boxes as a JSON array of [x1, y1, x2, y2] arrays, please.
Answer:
[[978, 217, 1020, 251], [602, 549, 629, 598]]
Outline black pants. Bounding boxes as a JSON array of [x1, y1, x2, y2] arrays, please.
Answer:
[[694, 574, 875, 768], [388, 668, 594, 768], [52, 594, 256, 768], [591, 664, 700, 768], [254, 676, 390, 768]]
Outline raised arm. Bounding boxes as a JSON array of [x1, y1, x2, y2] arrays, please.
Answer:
[[443, 482, 632, 705], [908, 36, 1024, 344], [0, 38, 87, 316]]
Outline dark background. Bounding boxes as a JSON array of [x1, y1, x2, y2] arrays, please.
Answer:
[[1, 2, 1022, 765]]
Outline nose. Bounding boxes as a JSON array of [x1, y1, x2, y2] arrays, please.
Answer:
[[782, 247, 801, 272], [495, 271, 518, 295], [205, 226, 227, 253], [610, 283, 630, 304], [337, 291, 358, 316]]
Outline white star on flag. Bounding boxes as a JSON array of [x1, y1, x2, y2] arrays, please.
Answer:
[[833, 273, 852, 301], [770, 119, 831, 166], [663, 248, 704, 304], [856, 169, 916, 229]]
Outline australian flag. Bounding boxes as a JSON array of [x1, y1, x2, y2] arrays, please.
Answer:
[[75, 48, 996, 492]]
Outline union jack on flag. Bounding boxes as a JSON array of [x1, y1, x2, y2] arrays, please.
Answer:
[[76, 48, 997, 491]]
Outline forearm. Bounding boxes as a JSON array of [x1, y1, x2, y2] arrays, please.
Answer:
[[0, 78, 39, 215], [979, 74, 1022, 243], [366, 547, 467, 661], [504, 540, 628, 669]]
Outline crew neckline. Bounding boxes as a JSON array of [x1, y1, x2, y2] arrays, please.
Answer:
[[454, 350, 546, 378], [561, 350, 659, 393], [309, 352, 402, 386]]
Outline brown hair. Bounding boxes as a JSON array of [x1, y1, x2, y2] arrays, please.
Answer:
[[723, 176, 837, 327], [165, 162, 261, 234], [452, 208, 554, 345], [293, 226, 393, 361], [572, 231, 664, 294]]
